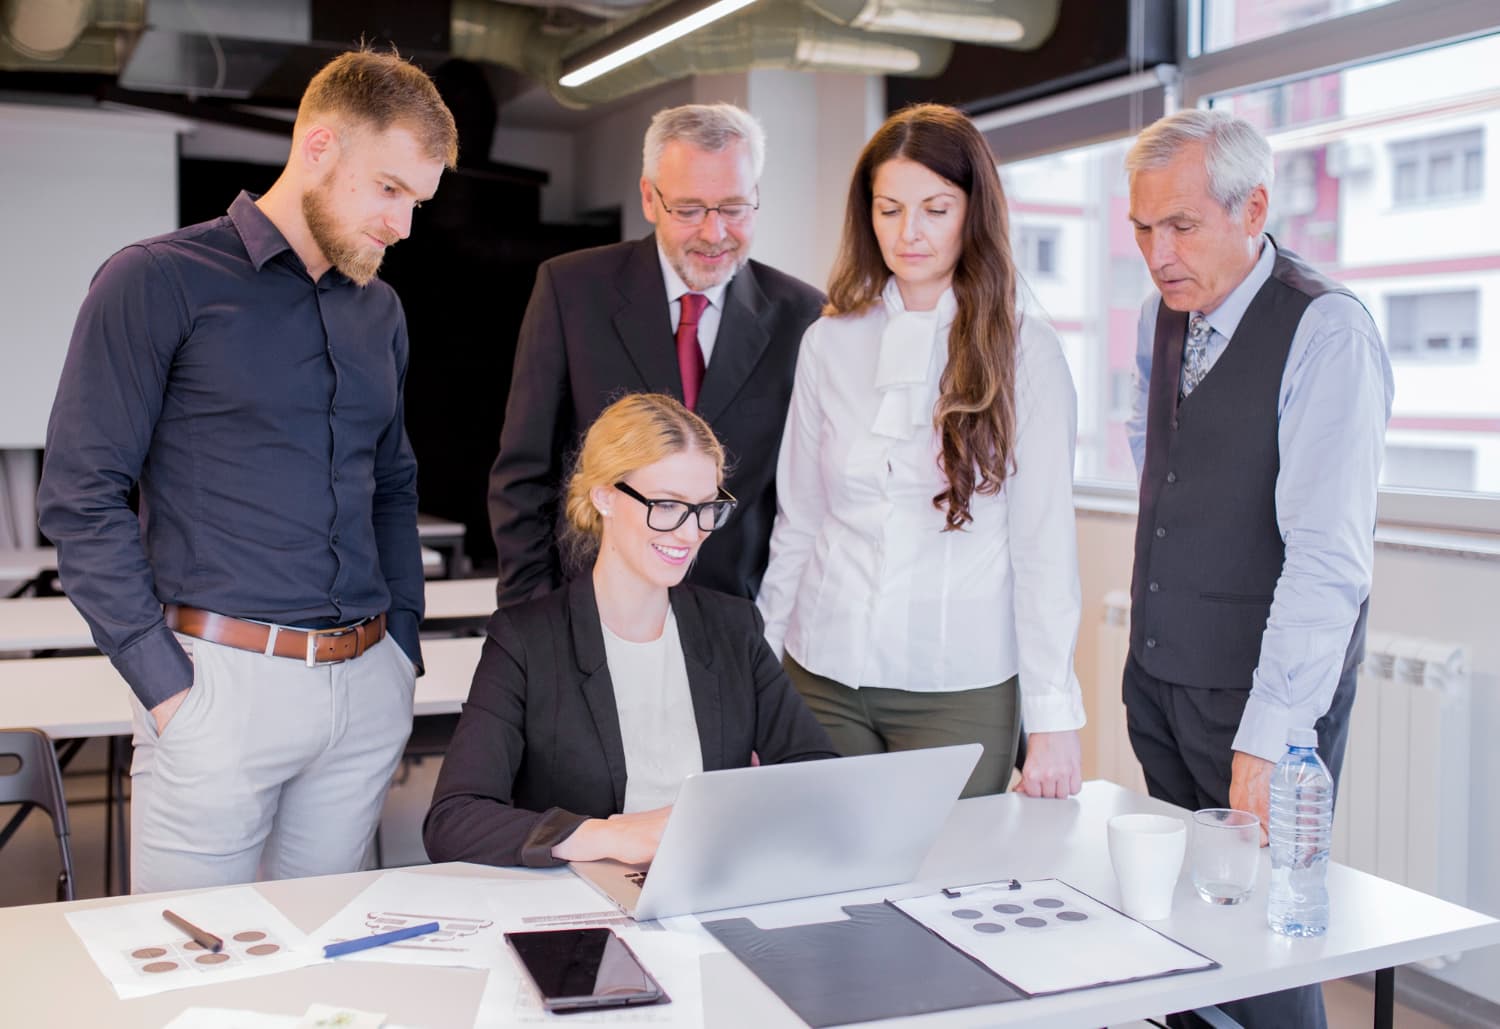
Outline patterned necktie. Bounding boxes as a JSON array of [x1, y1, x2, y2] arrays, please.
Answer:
[[1180, 313, 1212, 400], [676, 292, 708, 410]]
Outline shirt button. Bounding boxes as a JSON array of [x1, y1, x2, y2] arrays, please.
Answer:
[[1165, 472, 1177, 484], [1149, 581, 1160, 592], [332, 534, 340, 544], [1145, 637, 1158, 648], [333, 595, 342, 604], [1155, 526, 1167, 538], [1171, 419, 1179, 430]]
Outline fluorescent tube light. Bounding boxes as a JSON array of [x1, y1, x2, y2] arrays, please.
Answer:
[[559, 0, 760, 88]]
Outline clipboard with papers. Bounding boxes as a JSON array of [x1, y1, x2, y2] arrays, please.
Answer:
[[702, 878, 1218, 1028]]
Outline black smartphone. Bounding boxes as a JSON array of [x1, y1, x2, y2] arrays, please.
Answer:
[[504, 928, 666, 1012]]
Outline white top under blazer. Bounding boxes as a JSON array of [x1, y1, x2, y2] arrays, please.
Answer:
[[757, 279, 1087, 734]]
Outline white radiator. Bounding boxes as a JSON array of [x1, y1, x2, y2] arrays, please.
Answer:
[[1334, 631, 1470, 909], [1094, 596, 1470, 910]]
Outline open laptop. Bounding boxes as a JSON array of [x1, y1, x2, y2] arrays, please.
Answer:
[[570, 743, 981, 921]]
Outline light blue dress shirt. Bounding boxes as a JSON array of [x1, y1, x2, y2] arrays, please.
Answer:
[[1126, 239, 1395, 762]]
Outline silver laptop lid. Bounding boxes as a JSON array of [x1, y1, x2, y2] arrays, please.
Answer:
[[626, 743, 981, 920]]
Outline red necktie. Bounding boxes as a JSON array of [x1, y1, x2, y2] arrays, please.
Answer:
[[676, 292, 708, 411]]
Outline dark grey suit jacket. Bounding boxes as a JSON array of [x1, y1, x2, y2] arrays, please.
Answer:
[[487, 236, 824, 605], [421, 576, 836, 868]]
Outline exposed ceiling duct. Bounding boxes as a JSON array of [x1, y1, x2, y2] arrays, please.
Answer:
[[0, 0, 142, 70], [452, 0, 953, 108], [805, 0, 1058, 47], [1, 0, 1061, 107]]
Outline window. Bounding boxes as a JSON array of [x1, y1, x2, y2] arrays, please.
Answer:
[[1389, 130, 1485, 205], [1210, 32, 1500, 499], [1016, 225, 1060, 277], [1002, 139, 1144, 486], [1381, 446, 1477, 492], [1198, 0, 1397, 54], [1386, 291, 1480, 361]]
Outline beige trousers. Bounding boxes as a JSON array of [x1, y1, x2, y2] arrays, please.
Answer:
[[127, 633, 415, 894]]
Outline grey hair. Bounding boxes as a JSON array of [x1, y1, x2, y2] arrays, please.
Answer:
[[642, 103, 766, 182], [1125, 109, 1275, 214]]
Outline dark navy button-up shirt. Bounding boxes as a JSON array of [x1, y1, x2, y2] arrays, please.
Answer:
[[38, 192, 425, 708]]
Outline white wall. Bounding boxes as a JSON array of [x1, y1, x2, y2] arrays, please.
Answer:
[[1075, 507, 1500, 1004], [565, 70, 881, 289], [0, 103, 188, 448], [571, 79, 695, 239], [491, 126, 576, 224]]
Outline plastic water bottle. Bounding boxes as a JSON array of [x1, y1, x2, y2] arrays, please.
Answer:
[[1267, 727, 1333, 937]]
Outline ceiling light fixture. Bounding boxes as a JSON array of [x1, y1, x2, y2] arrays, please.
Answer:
[[558, 0, 760, 88]]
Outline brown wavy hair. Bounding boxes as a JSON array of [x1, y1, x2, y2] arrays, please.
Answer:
[[826, 103, 1019, 531]]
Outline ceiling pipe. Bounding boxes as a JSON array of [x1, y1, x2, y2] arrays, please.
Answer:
[[804, 0, 1058, 47]]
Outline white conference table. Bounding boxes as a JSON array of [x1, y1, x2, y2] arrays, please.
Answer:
[[0, 635, 485, 740], [0, 634, 483, 897], [0, 578, 498, 655], [0, 781, 1495, 1028], [0, 545, 57, 595]]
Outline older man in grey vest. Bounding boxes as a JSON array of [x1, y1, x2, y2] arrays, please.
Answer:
[[1122, 110, 1393, 1029]]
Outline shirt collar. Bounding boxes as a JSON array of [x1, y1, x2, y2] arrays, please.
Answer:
[[657, 240, 732, 311], [1199, 236, 1275, 339], [227, 191, 295, 272]]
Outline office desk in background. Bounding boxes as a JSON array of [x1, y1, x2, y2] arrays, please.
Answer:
[[0, 782, 1495, 1028], [0, 578, 499, 654], [0, 636, 484, 740]]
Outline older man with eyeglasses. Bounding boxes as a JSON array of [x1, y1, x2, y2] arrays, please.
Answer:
[[488, 103, 824, 607]]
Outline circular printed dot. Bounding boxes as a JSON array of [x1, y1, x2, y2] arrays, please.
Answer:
[[132, 947, 167, 959], [1016, 916, 1048, 928], [195, 952, 230, 965], [183, 941, 204, 951], [951, 908, 982, 919], [1034, 898, 1064, 908], [247, 943, 280, 956], [972, 922, 1005, 934], [234, 931, 267, 943], [1057, 911, 1088, 922], [143, 961, 178, 973], [993, 903, 1024, 915]]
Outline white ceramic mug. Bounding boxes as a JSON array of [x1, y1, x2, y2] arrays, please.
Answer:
[[1107, 813, 1187, 920]]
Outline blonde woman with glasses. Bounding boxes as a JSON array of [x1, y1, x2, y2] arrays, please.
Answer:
[[426, 394, 835, 868]]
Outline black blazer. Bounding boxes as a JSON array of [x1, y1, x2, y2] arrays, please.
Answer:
[[487, 236, 824, 605], [422, 576, 836, 868]]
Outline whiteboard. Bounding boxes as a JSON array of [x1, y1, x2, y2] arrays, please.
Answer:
[[0, 102, 188, 448]]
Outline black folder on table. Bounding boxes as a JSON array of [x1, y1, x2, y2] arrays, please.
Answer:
[[702, 902, 1024, 1027]]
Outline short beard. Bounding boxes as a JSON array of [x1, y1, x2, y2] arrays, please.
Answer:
[[303, 181, 385, 287], [662, 234, 743, 292]]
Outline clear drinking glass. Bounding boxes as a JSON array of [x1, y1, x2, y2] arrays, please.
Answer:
[[1191, 808, 1261, 905]]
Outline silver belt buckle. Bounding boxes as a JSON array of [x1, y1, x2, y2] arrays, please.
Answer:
[[305, 624, 358, 667]]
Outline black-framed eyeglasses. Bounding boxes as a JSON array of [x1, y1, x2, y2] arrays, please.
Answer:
[[652, 184, 759, 226], [614, 481, 738, 532]]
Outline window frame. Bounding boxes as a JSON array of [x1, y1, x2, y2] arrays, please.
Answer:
[[993, 0, 1500, 531]]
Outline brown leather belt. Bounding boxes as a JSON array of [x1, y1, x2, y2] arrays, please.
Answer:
[[164, 605, 386, 667]]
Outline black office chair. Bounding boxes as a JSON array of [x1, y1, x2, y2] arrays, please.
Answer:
[[0, 728, 76, 901]]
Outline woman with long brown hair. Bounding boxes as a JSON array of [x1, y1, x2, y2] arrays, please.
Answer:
[[758, 104, 1085, 798]]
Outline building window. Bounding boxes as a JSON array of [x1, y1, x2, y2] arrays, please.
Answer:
[[1381, 445, 1477, 493], [1199, 0, 1397, 54], [1385, 291, 1480, 362], [1388, 130, 1484, 205], [1016, 226, 1060, 277]]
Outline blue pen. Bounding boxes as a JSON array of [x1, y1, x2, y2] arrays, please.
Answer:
[[323, 920, 442, 959]]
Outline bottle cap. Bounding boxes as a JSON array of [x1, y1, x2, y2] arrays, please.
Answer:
[[1287, 727, 1318, 749]]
